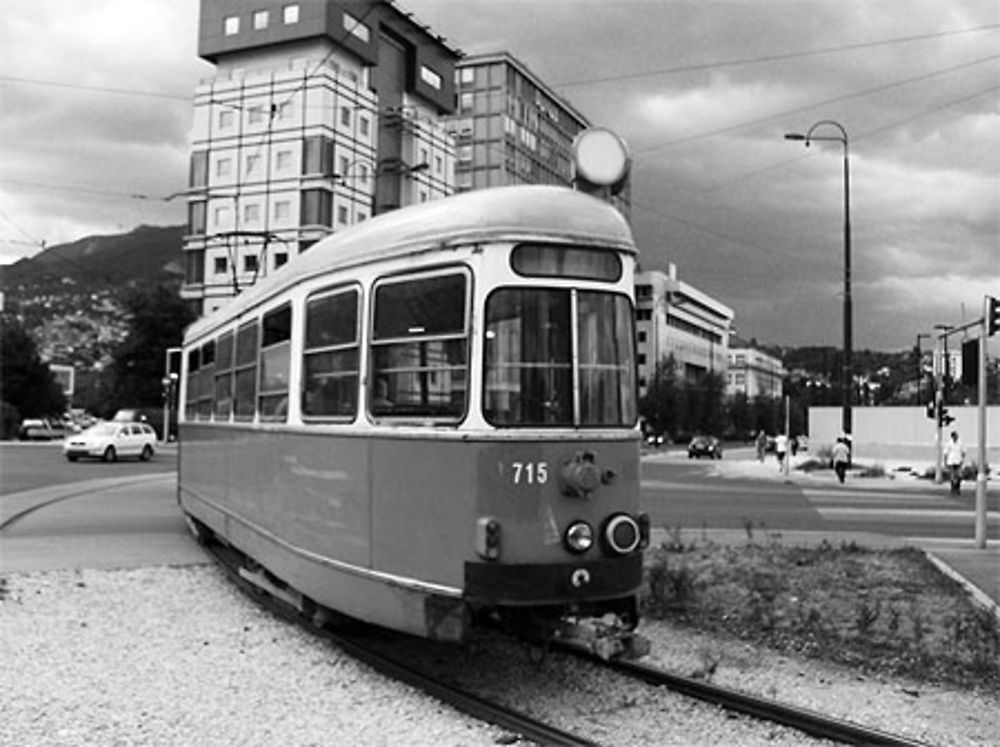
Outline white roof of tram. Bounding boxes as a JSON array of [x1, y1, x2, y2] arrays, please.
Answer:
[[186, 185, 636, 341]]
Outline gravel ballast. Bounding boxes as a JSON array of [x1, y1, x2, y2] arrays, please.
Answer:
[[2, 564, 998, 746]]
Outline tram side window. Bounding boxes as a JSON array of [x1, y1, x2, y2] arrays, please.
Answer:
[[214, 332, 234, 419], [259, 305, 292, 420], [185, 348, 201, 420], [577, 292, 636, 426], [371, 272, 468, 419], [197, 341, 215, 419], [303, 287, 359, 419], [233, 321, 259, 421], [483, 288, 572, 426]]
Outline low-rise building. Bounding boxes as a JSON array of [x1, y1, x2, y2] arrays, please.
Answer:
[[635, 264, 733, 397], [726, 336, 785, 399]]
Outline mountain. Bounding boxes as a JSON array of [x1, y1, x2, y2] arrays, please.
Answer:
[[1, 224, 187, 375], [0, 224, 185, 292]]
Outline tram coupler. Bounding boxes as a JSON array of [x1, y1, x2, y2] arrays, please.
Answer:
[[558, 613, 651, 660]]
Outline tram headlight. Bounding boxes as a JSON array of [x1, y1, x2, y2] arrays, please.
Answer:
[[564, 521, 594, 554], [602, 514, 641, 556]]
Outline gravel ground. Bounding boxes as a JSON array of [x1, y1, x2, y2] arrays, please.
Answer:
[[2, 565, 997, 746]]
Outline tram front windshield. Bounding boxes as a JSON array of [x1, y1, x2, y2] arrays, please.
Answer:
[[484, 288, 636, 427]]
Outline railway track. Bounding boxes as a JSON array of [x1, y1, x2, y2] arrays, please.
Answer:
[[206, 540, 929, 747]]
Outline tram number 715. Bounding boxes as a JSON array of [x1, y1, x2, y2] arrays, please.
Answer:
[[511, 461, 549, 485]]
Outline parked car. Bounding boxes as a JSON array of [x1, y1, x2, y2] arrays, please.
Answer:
[[63, 422, 157, 462], [688, 435, 722, 459], [18, 418, 66, 441]]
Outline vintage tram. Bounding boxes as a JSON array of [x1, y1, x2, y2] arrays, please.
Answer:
[[178, 183, 648, 649]]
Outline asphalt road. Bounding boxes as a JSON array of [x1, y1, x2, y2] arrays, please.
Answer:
[[0, 441, 177, 495], [642, 447, 999, 542]]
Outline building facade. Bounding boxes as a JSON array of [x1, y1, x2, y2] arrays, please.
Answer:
[[635, 265, 734, 397], [726, 337, 785, 399], [182, 0, 459, 315]]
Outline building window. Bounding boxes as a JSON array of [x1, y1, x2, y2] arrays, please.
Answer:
[[283, 5, 299, 24], [637, 331, 646, 342], [420, 66, 442, 90], [459, 92, 473, 113], [244, 255, 259, 274], [246, 154, 260, 175], [224, 16, 239, 35], [275, 150, 292, 172], [247, 105, 265, 125], [218, 110, 234, 129], [340, 106, 351, 127], [214, 257, 227, 275], [189, 151, 208, 188], [459, 67, 475, 85], [253, 10, 268, 29], [214, 205, 231, 227], [274, 253, 288, 269], [434, 155, 443, 174], [216, 157, 232, 178], [274, 200, 291, 221], [243, 204, 260, 223], [301, 189, 332, 226], [359, 116, 370, 137], [188, 201, 206, 235], [302, 135, 333, 176], [337, 205, 349, 225], [185, 249, 205, 284], [342, 12, 370, 42]]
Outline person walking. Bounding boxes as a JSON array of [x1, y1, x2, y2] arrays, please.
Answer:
[[774, 433, 788, 470], [755, 430, 767, 462], [831, 437, 851, 484], [943, 430, 965, 495]]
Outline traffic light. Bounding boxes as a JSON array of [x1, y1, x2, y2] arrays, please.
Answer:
[[988, 296, 1000, 337], [939, 406, 954, 427], [925, 401, 935, 420]]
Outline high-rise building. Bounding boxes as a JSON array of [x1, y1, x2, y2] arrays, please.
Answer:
[[445, 51, 631, 221], [182, 0, 460, 315]]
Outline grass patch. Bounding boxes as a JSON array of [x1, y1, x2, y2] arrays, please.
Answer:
[[641, 526, 1000, 693]]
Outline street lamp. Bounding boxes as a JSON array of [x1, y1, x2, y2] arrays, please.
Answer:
[[785, 120, 852, 437]]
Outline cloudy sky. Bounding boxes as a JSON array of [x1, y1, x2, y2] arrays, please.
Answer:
[[1, 0, 997, 351]]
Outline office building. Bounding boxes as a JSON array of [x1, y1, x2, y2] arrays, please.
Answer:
[[182, 0, 459, 315]]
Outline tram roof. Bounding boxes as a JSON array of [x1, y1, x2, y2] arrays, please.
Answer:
[[186, 185, 636, 341]]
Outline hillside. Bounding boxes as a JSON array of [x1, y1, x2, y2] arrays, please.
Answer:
[[0, 224, 185, 292], [1, 225, 186, 374]]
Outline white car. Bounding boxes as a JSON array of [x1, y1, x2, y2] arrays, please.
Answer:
[[63, 422, 157, 462]]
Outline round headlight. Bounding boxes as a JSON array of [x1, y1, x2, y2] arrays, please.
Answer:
[[564, 521, 594, 554], [603, 514, 641, 555]]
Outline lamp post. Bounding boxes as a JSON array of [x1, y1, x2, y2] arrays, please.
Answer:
[[785, 120, 852, 437]]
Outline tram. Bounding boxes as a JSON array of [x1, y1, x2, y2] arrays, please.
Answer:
[[177, 181, 648, 650]]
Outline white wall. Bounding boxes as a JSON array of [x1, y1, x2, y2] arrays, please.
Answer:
[[809, 405, 1000, 465]]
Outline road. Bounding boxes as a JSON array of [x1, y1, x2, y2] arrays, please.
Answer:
[[0, 442, 199, 572], [641, 446, 999, 542], [1, 442, 996, 575], [0, 441, 177, 495]]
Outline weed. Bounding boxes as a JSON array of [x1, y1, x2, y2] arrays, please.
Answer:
[[641, 533, 1000, 692]]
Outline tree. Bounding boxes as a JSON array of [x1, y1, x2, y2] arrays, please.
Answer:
[[0, 314, 67, 419], [639, 355, 680, 438], [107, 285, 195, 408]]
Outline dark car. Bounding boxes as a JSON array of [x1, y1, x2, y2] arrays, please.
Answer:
[[688, 435, 722, 459], [18, 418, 66, 441]]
